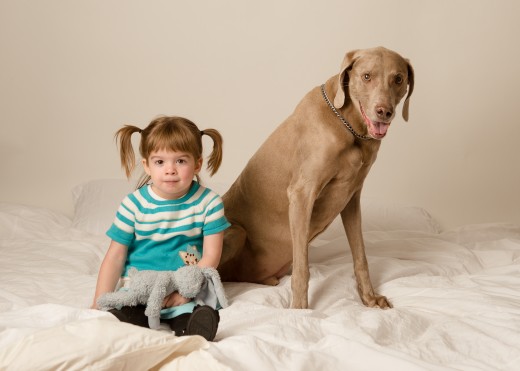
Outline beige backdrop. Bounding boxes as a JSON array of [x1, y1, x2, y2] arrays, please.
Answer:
[[1, 0, 519, 229]]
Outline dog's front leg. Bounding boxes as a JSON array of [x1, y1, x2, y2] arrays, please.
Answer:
[[287, 180, 316, 309], [341, 193, 392, 309]]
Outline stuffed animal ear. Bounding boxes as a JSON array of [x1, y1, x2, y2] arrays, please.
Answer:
[[201, 267, 229, 308], [334, 50, 359, 109]]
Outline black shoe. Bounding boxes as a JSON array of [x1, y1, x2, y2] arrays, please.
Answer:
[[184, 305, 220, 341], [166, 313, 191, 335], [109, 305, 149, 328]]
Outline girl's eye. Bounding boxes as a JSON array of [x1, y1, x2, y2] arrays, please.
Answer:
[[155, 160, 163, 165], [177, 159, 186, 164], [395, 74, 403, 85], [363, 73, 371, 81]]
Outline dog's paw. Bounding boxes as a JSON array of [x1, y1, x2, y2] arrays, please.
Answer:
[[375, 295, 392, 309], [290, 296, 309, 309], [364, 294, 392, 309], [260, 276, 279, 286]]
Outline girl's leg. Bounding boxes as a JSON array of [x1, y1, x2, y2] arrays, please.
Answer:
[[108, 305, 149, 328], [167, 305, 220, 341]]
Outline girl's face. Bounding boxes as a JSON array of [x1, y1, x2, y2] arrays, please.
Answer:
[[143, 149, 202, 200]]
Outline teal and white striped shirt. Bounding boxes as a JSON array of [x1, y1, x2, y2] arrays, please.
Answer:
[[107, 181, 230, 276]]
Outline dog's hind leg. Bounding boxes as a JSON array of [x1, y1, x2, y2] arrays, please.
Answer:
[[218, 223, 247, 281]]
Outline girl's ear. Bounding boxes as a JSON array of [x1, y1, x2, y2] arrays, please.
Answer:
[[142, 158, 151, 175], [194, 158, 203, 174]]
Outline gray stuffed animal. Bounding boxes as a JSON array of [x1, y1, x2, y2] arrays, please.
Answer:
[[97, 265, 228, 329]]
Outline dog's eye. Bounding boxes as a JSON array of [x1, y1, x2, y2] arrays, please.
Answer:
[[363, 73, 371, 81], [395, 74, 403, 85]]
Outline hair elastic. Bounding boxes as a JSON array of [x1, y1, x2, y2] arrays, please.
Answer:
[[200, 130, 204, 136]]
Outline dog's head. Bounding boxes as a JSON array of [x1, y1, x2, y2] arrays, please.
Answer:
[[333, 47, 414, 140]]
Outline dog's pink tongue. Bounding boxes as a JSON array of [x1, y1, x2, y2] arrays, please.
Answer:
[[372, 122, 389, 135]]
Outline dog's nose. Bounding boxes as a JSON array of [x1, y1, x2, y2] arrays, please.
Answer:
[[376, 105, 393, 120]]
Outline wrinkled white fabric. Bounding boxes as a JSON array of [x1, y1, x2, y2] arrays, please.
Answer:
[[1, 202, 519, 370]]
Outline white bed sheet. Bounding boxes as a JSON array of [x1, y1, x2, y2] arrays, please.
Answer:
[[1, 199, 519, 370], [211, 225, 520, 370]]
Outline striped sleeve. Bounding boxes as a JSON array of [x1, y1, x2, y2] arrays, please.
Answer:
[[202, 193, 231, 236], [106, 195, 136, 246]]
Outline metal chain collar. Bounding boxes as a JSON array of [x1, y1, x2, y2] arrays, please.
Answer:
[[320, 84, 372, 141]]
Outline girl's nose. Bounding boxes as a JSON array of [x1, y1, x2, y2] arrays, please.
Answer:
[[166, 165, 176, 175]]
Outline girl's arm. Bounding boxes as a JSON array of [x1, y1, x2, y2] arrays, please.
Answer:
[[197, 231, 224, 268], [91, 240, 128, 309], [162, 231, 224, 308]]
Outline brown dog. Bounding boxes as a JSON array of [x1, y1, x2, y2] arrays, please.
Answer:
[[218, 47, 414, 309]]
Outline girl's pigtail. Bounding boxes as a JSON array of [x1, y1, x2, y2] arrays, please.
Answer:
[[201, 128, 223, 176], [114, 125, 142, 179]]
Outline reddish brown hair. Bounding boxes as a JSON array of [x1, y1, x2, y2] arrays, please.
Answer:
[[115, 116, 223, 188]]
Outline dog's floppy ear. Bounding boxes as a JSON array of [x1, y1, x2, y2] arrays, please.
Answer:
[[402, 60, 415, 122], [334, 50, 359, 109]]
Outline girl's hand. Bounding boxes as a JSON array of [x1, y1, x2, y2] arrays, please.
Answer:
[[162, 291, 190, 308], [160, 232, 225, 309], [91, 240, 128, 310]]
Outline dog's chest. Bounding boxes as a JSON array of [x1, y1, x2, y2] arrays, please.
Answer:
[[310, 146, 376, 227], [335, 143, 378, 182]]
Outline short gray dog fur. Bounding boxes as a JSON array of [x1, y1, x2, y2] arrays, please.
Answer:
[[97, 265, 228, 329]]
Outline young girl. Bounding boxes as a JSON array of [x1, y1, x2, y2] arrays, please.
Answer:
[[91, 116, 230, 341]]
